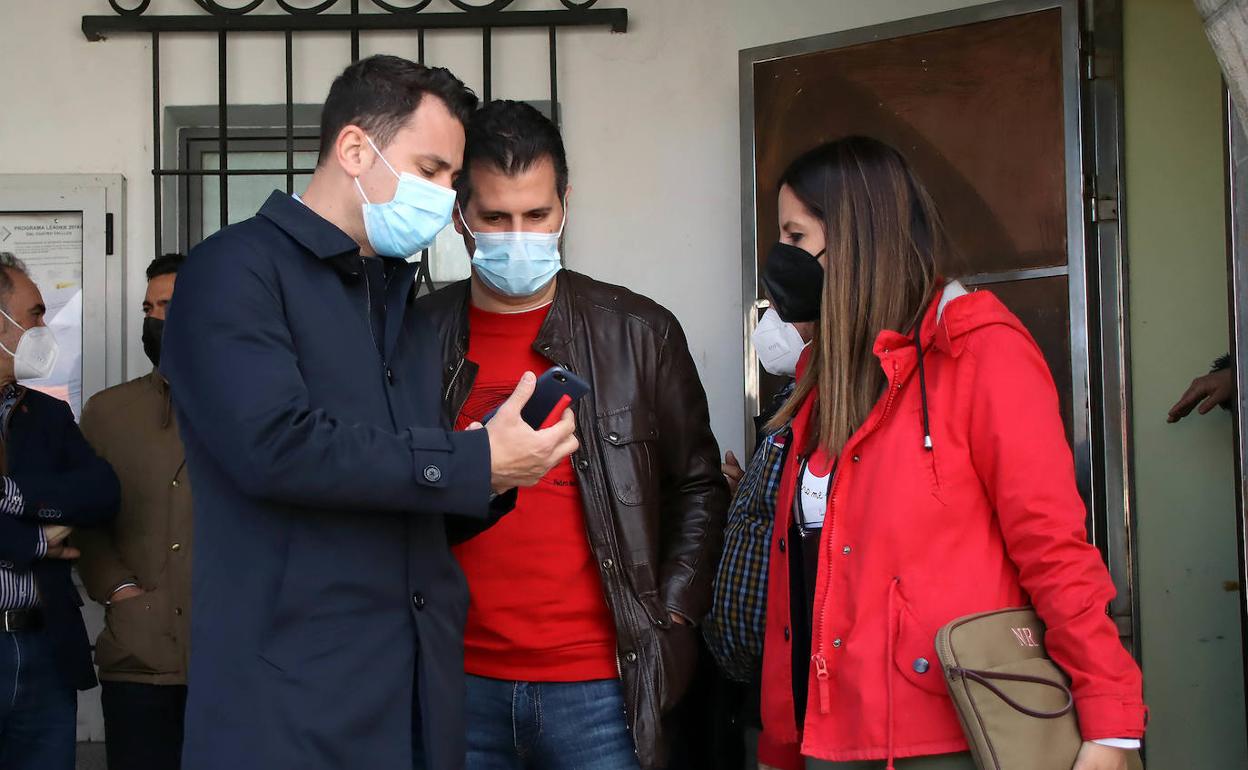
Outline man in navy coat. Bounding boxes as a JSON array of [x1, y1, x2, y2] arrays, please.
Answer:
[[0, 252, 119, 770], [161, 56, 578, 770]]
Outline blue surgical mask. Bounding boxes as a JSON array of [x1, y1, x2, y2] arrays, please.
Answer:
[[355, 136, 456, 259], [461, 202, 566, 297]]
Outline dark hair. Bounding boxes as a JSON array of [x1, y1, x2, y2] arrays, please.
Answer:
[[146, 253, 186, 281], [767, 137, 948, 453], [457, 100, 568, 206], [317, 55, 478, 163]]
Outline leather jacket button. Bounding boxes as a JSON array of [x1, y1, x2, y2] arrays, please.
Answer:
[[576, 459, 590, 471], [606, 432, 620, 443], [602, 558, 614, 570], [832, 638, 843, 648], [913, 657, 931, 674], [624, 651, 638, 663]]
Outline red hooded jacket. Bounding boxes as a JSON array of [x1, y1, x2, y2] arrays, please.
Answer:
[[758, 284, 1147, 768]]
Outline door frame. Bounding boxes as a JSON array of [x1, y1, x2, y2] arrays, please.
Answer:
[[737, 0, 1139, 653]]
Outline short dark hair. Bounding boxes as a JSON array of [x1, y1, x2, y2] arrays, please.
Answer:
[[317, 55, 478, 164], [146, 253, 186, 281], [457, 100, 568, 206]]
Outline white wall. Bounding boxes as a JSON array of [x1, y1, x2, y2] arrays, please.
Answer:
[[0, 0, 992, 460]]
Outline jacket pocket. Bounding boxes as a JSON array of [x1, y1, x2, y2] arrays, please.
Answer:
[[597, 407, 659, 506], [893, 601, 950, 696], [94, 587, 181, 676], [655, 620, 699, 714]]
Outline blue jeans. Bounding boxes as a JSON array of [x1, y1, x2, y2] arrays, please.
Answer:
[[465, 676, 639, 770], [0, 628, 77, 770]]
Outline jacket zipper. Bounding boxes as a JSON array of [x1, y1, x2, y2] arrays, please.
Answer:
[[810, 359, 901, 715], [446, 357, 466, 422]]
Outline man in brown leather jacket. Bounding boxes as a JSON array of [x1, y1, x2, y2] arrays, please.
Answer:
[[77, 254, 190, 770], [415, 100, 729, 770]]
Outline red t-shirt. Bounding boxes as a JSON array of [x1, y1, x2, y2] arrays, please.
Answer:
[[452, 303, 618, 682]]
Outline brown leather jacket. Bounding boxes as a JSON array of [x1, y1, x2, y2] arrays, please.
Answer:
[[415, 270, 729, 768]]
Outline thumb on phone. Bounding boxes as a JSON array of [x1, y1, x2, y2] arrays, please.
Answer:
[[495, 372, 537, 423]]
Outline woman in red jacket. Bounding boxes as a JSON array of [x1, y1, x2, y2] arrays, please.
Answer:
[[756, 137, 1146, 770]]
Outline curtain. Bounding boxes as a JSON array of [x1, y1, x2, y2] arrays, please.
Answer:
[[1197, 0, 1248, 127]]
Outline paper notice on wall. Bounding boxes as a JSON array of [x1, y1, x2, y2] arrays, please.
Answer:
[[0, 212, 84, 417]]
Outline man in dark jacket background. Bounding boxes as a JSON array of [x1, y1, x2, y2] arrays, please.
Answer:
[[416, 100, 729, 770], [0, 251, 119, 770], [161, 57, 577, 770]]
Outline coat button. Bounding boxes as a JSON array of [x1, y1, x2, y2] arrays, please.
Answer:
[[832, 638, 843, 648], [784, 626, 791, 641], [386, 368, 395, 384], [423, 465, 442, 483], [913, 657, 931, 674], [842, 545, 851, 555], [174, 607, 183, 616], [412, 593, 425, 611], [852, 455, 860, 463], [170, 543, 181, 551], [602, 558, 614, 570], [778, 538, 786, 553], [624, 651, 638, 663], [606, 432, 620, 443], [172, 479, 180, 487]]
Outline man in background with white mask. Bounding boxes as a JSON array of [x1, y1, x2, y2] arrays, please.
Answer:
[[416, 100, 729, 770], [0, 252, 119, 770], [723, 241, 823, 493], [160, 58, 577, 770]]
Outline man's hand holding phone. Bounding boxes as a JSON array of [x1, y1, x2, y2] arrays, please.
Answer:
[[478, 371, 579, 493]]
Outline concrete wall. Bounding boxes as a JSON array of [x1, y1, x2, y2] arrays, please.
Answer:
[[1124, 0, 1248, 765]]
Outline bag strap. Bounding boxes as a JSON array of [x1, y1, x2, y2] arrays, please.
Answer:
[[947, 666, 1075, 719]]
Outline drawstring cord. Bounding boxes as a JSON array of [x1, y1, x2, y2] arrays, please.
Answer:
[[913, 324, 933, 451], [886, 577, 900, 770]]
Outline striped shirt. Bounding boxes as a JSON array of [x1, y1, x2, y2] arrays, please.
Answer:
[[0, 383, 41, 611]]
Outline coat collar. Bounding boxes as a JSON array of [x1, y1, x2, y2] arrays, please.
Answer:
[[446, 270, 577, 367], [257, 191, 359, 261]]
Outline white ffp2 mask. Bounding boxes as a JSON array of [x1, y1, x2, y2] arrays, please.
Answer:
[[751, 307, 807, 377], [0, 307, 58, 381]]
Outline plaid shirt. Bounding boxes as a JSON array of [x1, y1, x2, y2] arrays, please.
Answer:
[[703, 424, 791, 683]]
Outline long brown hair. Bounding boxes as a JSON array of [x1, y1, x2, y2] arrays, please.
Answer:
[[766, 137, 949, 455]]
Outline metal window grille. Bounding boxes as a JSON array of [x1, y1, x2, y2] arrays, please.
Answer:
[[82, 0, 628, 293]]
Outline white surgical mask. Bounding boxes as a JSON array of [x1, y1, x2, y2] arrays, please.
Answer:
[[751, 307, 807, 377], [0, 306, 57, 381]]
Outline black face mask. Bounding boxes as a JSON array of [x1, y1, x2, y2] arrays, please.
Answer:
[[142, 316, 164, 369], [762, 242, 825, 323]]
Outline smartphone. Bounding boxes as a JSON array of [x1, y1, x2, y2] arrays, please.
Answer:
[[483, 366, 590, 430]]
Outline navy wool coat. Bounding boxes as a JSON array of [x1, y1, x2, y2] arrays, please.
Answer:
[[162, 192, 495, 770]]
